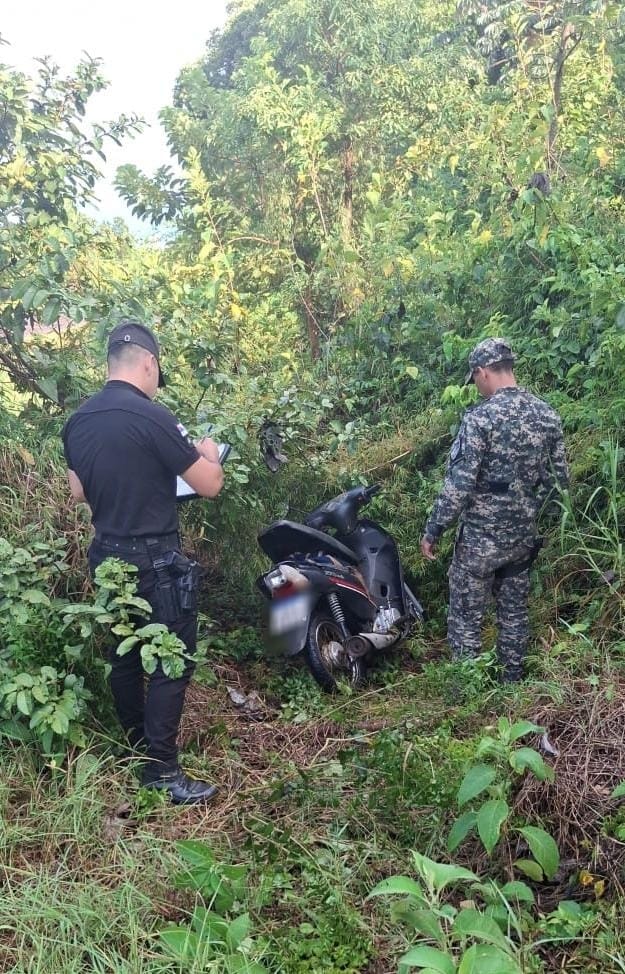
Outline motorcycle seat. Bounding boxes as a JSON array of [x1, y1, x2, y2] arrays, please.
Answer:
[[258, 520, 359, 565]]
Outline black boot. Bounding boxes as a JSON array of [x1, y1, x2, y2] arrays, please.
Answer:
[[500, 665, 524, 684], [142, 767, 218, 805]]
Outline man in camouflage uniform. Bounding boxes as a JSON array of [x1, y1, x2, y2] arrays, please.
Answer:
[[420, 338, 568, 681]]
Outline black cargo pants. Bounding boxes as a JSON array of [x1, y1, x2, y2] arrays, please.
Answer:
[[89, 533, 197, 781]]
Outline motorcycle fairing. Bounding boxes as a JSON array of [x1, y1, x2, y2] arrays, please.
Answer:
[[338, 518, 406, 611]]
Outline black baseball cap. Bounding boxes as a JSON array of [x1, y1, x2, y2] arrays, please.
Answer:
[[107, 320, 166, 387]]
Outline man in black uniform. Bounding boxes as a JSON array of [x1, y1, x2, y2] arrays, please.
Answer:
[[62, 320, 224, 804]]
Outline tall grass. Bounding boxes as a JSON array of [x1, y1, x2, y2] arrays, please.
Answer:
[[557, 437, 625, 641], [0, 746, 186, 973]]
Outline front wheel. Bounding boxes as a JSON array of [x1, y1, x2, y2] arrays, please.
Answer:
[[304, 609, 364, 693]]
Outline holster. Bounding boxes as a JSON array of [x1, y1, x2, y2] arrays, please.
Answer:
[[495, 537, 544, 580], [146, 541, 203, 622]]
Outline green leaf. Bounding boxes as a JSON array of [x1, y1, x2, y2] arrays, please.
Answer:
[[367, 875, 425, 901], [508, 720, 543, 743], [176, 839, 216, 868], [29, 708, 49, 729], [16, 690, 32, 716], [458, 944, 521, 974], [513, 859, 543, 882], [398, 945, 455, 974], [15, 673, 36, 687], [557, 900, 583, 919], [212, 884, 236, 914], [10, 279, 32, 300], [484, 904, 514, 931], [391, 903, 445, 944], [458, 765, 497, 806], [476, 800, 509, 856], [447, 811, 477, 853], [41, 297, 61, 326], [226, 913, 251, 950], [0, 718, 32, 742], [190, 905, 228, 940], [31, 288, 50, 309], [474, 736, 502, 761], [20, 588, 50, 605], [413, 853, 478, 893], [111, 624, 135, 637], [219, 863, 247, 882], [159, 927, 201, 960], [225, 958, 266, 974], [40, 729, 54, 754], [610, 780, 625, 799], [509, 747, 554, 782], [499, 881, 535, 904], [452, 909, 510, 951], [61, 603, 101, 616], [21, 283, 40, 310], [496, 716, 510, 737], [116, 636, 140, 656], [51, 710, 69, 735], [518, 827, 559, 881]]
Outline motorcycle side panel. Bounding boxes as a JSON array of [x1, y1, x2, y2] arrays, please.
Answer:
[[338, 518, 406, 611], [330, 579, 376, 624]]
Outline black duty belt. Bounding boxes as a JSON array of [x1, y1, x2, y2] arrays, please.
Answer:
[[480, 481, 510, 495], [476, 479, 542, 495], [94, 532, 180, 554]]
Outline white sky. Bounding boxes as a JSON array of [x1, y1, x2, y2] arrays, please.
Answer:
[[1, 0, 228, 229]]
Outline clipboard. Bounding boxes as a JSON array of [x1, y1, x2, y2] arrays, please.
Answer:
[[176, 443, 231, 502]]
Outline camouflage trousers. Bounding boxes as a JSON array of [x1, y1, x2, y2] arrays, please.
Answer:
[[447, 533, 536, 680]]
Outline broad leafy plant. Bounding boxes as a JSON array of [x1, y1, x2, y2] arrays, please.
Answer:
[[0, 540, 189, 757], [448, 717, 559, 883], [159, 840, 266, 973], [0, 536, 98, 756], [368, 849, 594, 974], [368, 852, 528, 974]]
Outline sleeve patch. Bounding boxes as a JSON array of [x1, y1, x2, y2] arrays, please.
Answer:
[[176, 422, 194, 446], [450, 435, 463, 463]]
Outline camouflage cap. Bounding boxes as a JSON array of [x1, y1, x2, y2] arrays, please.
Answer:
[[464, 337, 515, 384]]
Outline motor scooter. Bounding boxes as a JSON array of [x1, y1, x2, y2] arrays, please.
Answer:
[[256, 484, 423, 690]]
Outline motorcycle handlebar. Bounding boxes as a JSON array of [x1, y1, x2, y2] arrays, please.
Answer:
[[304, 484, 381, 530]]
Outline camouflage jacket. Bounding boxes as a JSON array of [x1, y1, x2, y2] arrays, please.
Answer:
[[424, 387, 569, 546]]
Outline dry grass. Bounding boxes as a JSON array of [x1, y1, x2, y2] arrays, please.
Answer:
[[0, 441, 91, 589], [513, 677, 625, 882]]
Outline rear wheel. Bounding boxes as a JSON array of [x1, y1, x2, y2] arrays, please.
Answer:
[[304, 609, 364, 692]]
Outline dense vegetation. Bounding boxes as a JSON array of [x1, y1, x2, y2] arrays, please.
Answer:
[[2, 1, 625, 970]]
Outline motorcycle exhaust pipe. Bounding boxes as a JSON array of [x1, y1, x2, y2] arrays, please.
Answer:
[[345, 631, 397, 658]]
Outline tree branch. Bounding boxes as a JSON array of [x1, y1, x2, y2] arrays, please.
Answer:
[[547, 23, 583, 171]]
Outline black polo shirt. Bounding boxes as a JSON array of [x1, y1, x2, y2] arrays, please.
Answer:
[[62, 380, 200, 538]]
